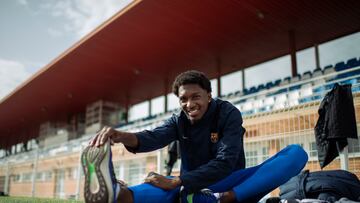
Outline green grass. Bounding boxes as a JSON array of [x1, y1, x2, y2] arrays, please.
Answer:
[[0, 196, 84, 203]]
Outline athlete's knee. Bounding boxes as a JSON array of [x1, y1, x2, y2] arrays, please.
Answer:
[[289, 144, 308, 161], [283, 144, 308, 170]]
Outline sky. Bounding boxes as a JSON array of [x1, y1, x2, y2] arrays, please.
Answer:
[[0, 0, 132, 99], [1, 0, 360, 121]]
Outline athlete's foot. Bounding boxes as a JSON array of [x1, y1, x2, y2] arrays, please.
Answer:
[[82, 140, 119, 203], [219, 191, 236, 203]]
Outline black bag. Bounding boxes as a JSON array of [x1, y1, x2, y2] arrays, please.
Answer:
[[314, 83, 358, 168], [279, 170, 360, 202]]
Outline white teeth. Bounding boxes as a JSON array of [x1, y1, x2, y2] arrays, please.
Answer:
[[188, 109, 198, 116]]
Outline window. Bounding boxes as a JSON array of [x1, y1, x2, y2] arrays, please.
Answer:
[[13, 174, 21, 182], [151, 96, 165, 116], [127, 161, 145, 186], [348, 138, 360, 153], [309, 142, 318, 157], [36, 172, 44, 181], [211, 79, 218, 98], [262, 147, 269, 161], [167, 93, 179, 112], [66, 167, 78, 180], [245, 55, 291, 89], [296, 47, 316, 74], [319, 32, 360, 68], [22, 173, 32, 182], [128, 101, 149, 121], [245, 151, 258, 167], [44, 171, 52, 181], [220, 71, 242, 96]]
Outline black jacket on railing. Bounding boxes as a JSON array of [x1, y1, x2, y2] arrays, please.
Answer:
[[314, 83, 358, 168]]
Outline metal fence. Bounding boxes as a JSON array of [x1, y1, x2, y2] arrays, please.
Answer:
[[0, 67, 360, 199]]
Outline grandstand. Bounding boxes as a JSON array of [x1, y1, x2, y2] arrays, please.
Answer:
[[1, 0, 360, 200]]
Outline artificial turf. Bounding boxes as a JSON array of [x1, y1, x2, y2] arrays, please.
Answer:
[[0, 196, 84, 203]]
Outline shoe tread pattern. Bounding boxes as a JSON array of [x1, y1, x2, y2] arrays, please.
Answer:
[[82, 145, 109, 203]]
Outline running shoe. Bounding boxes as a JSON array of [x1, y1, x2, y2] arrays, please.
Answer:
[[82, 140, 118, 203], [180, 187, 219, 203]]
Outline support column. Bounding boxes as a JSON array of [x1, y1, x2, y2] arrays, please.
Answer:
[[99, 100, 103, 129], [164, 77, 169, 113], [125, 107, 129, 124], [339, 144, 349, 171], [119, 161, 125, 180], [31, 148, 39, 197], [157, 149, 164, 175], [4, 161, 9, 195], [241, 69, 245, 91], [75, 145, 84, 200], [314, 44, 320, 69], [289, 30, 298, 77], [148, 99, 152, 117], [125, 94, 129, 124], [216, 57, 222, 97]]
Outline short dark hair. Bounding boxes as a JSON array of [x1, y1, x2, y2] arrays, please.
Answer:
[[172, 70, 212, 96]]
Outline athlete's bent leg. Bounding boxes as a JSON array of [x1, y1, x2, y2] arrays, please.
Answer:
[[205, 144, 308, 203]]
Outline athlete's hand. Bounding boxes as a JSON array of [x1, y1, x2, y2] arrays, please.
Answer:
[[144, 172, 181, 190], [88, 126, 117, 147], [117, 179, 128, 187]]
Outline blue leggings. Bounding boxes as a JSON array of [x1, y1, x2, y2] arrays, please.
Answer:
[[129, 144, 308, 203]]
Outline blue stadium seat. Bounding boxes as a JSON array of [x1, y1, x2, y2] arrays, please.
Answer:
[[302, 71, 312, 80], [271, 88, 287, 96], [345, 57, 360, 77], [323, 65, 336, 80], [265, 81, 274, 89], [258, 107, 267, 113], [340, 78, 357, 86], [274, 79, 281, 86], [243, 88, 250, 95], [323, 65, 334, 72], [289, 74, 301, 91], [289, 85, 301, 91], [346, 58, 360, 68], [299, 97, 313, 104], [234, 98, 247, 105], [280, 76, 291, 86], [334, 61, 347, 71], [257, 84, 265, 92], [127, 120, 135, 125], [290, 74, 301, 83], [325, 82, 337, 90], [249, 86, 257, 94], [235, 90, 242, 96], [336, 59, 360, 79], [313, 86, 326, 94], [312, 68, 323, 78], [242, 110, 254, 116], [227, 92, 234, 98]]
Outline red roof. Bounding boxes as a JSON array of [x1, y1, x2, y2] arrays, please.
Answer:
[[1, 0, 360, 147]]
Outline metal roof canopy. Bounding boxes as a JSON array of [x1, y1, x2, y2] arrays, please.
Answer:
[[1, 0, 360, 148]]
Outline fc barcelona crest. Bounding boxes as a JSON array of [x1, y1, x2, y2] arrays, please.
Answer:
[[210, 133, 219, 143]]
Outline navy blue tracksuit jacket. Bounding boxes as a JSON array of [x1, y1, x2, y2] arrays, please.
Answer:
[[126, 98, 245, 193]]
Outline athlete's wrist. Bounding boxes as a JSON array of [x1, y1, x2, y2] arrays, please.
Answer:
[[171, 176, 182, 187]]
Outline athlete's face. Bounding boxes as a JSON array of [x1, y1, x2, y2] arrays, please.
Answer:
[[178, 84, 211, 124]]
